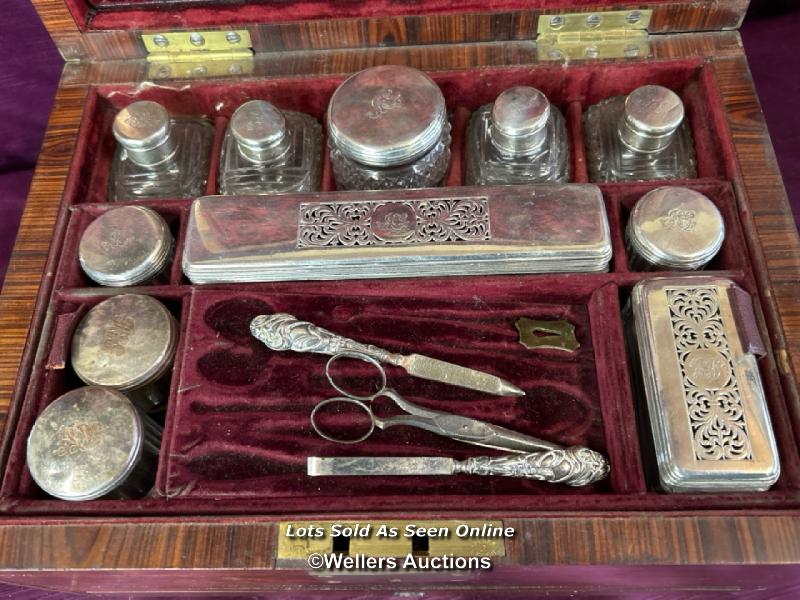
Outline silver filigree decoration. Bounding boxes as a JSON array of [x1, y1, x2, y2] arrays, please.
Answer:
[[666, 287, 752, 461], [296, 197, 491, 248], [455, 447, 609, 486]]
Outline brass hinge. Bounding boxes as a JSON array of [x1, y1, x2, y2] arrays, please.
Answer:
[[142, 30, 254, 79], [537, 9, 653, 61]]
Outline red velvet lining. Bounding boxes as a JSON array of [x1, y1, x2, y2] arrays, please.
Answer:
[[74, 59, 725, 204], [64, 0, 680, 33], [3, 58, 800, 516]]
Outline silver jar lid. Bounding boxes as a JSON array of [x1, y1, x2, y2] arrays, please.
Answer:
[[489, 87, 551, 155], [78, 206, 173, 287], [230, 100, 289, 163], [26, 386, 143, 501], [617, 86, 685, 153], [627, 187, 725, 270], [327, 65, 447, 167], [112, 101, 178, 167], [71, 294, 179, 391]]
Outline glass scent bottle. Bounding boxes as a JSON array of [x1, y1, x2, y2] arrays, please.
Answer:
[[219, 100, 322, 195], [109, 100, 214, 201], [327, 65, 451, 190], [465, 86, 570, 185], [584, 85, 697, 182], [626, 186, 725, 271]]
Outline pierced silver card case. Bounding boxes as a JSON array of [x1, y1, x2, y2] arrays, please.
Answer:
[[629, 276, 779, 492], [182, 184, 611, 283]]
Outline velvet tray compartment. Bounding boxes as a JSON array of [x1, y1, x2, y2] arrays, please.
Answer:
[[66, 57, 729, 206], [2, 51, 798, 517]]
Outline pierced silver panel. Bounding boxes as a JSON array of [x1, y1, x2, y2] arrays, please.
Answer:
[[666, 287, 752, 461], [296, 197, 491, 248]]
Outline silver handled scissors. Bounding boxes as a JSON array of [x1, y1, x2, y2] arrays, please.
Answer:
[[310, 351, 561, 454]]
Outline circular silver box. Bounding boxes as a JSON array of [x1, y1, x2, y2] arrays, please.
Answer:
[[327, 65, 451, 189], [617, 85, 686, 154], [626, 186, 725, 271], [71, 294, 179, 409], [113, 101, 178, 168], [489, 86, 552, 156], [78, 206, 174, 287], [26, 386, 162, 501]]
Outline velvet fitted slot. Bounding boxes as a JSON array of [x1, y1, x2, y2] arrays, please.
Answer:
[[66, 59, 726, 204]]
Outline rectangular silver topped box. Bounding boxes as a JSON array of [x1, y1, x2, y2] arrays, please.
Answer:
[[630, 276, 780, 492], [182, 184, 611, 283]]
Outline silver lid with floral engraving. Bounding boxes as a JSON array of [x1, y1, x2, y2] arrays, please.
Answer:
[[489, 86, 551, 155], [78, 206, 173, 287], [71, 294, 178, 391], [26, 386, 144, 501], [113, 101, 178, 167], [626, 187, 725, 271], [327, 66, 447, 167]]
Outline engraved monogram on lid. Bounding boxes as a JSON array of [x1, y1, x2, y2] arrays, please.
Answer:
[[71, 294, 178, 393], [112, 101, 177, 167], [327, 65, 448, 168], [618, 85, 685, 153], [626, 186, 725, 271], [229, 100, 290, 164], [26, 387, 145, 501]]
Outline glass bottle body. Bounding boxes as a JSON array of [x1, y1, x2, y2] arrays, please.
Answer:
[[465, 104, 570, 185], [219, 110, 322, 195], [584, 95, 697, 182], [329, 122, 452, 191], [109, 117, 214, 201]]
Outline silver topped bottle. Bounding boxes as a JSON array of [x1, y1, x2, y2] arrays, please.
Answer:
[[465, 86, 570, 185], [327, 66, 451, 190], [626, 187, 725, 271], [78, 206, 174, 287], [26, 386, 162, 501], [219, 100, 322, 195], [109, 100, 214, 201], [70, 294, 179, 411], [584, 85, 697, 182]]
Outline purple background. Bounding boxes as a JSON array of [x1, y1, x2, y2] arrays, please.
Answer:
[[0, 1, 799, 597]]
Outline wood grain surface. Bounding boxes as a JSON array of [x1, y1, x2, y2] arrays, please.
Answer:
[[0, 30, 799, 593], [31, 0, 750, 61]]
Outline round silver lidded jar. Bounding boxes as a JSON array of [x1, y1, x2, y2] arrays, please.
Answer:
[[617, 85, 686, 154], [26, 386, 162, 501], [112, 100, 178, 168], [78, 206, 174, 287], [71, 294, 179, 411], [626, 186, 725, 271], [229, 99, 291, 164], [327, 65, 451, 190], [489, 86, 552, 155]]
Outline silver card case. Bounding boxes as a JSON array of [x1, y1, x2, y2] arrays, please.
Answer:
[[182, 184, 611, 283], [629, 276, 779, 492]]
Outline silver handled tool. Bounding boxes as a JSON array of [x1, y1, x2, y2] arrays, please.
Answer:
[[308, 447, 609, 487], [250, 313, 524, 397], [311, 352, 556, 453]]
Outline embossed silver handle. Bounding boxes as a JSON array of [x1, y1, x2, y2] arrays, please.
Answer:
[[455, 447, 609, 486], [250, 313, 395, 362]]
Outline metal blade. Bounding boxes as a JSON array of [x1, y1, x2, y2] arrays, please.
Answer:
[[308, 456, 455, 476], [402, 354, 525, 397]]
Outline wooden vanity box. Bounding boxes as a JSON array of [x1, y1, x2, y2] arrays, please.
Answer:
[[2, 0, 800, 595]]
